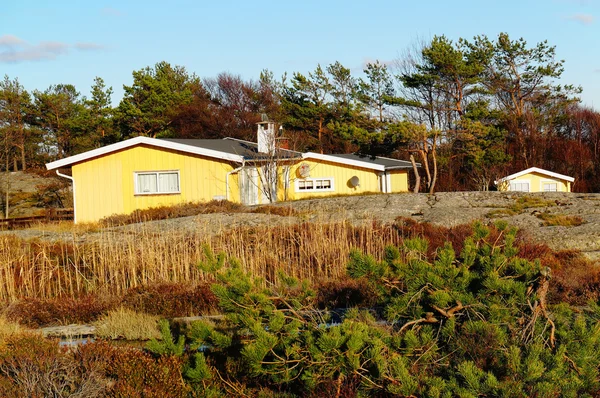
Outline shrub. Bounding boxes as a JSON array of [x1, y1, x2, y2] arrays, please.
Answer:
[[94, 307, 161, 340], [535, 212, 585, 226], [101, 200, 247, 226], [179, 223, 600, 396], [0, 316, 24, 341], [121, 282, 218, 318], [314, 277, 380, 309], [78, 340, 190, 397], [252, 205, 299, 217], [0, 333, 108, 397], [4, 294, 117, 328]]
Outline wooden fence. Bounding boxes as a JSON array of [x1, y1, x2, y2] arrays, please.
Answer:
[[0, 208, 74, 230]]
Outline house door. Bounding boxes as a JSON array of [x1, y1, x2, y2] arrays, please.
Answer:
[[240, 167, 259, 205], [260, 164, 278, 204]]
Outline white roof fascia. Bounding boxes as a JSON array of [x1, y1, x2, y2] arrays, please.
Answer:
[[497, 167, 575, 183], [302, 152, 385, 171], [46, 136, 244, 170]]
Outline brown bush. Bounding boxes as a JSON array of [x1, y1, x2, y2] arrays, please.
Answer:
[[80, 340, 190, 397], [252, 205, 299, 217], [0, 333, 108, 397], [393, 217, 475, 258], [4, 294, 118, 328], [121, 282, 218, 318], [315, 278, 381, 309], [101, 200, 246, 226]]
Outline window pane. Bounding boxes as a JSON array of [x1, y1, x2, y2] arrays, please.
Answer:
[[322, 180, 331, 189], [510, 182, 529, 192], [137, 173, 157, 193], [159, 172, 179, 192], [543, 183, 557, 192]]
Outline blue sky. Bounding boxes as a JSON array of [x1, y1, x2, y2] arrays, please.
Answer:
[[1, 0, 599, 109]]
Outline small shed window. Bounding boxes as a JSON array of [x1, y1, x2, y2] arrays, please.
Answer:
[[296, 178, 334, 192], [510, 182, 530, 192], [543, 182, 558, 192], [135, 171, 180, 194]]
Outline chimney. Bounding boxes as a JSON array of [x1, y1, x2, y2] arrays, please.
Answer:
[[257, 116, 276, 154], [276, 137, 290, 150]]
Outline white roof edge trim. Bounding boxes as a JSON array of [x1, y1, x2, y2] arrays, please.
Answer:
[[46, 136, 244, 170], [496, 167, 575, 184], [302, 152, 385, 171]]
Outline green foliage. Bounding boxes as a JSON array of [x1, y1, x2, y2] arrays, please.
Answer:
[[129, 224, 600, 396], [146, 319, 185, 356], [116, 61, 199, 138]]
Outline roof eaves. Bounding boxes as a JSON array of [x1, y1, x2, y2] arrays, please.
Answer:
[[46, 136, 244, 170], [302, 152, 385, 171], [497, 167, 575, 183]]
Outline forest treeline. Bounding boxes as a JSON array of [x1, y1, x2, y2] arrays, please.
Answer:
[[1, 32, 600, 192]]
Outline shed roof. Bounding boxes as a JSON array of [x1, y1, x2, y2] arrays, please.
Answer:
[[495, 167, 575, 184], [302, 152, 418, 171]]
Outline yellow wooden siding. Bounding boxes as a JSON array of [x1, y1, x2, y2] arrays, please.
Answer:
[[498, 172, 571, 192], [286, 159, 381, 200], [72, 145, 238, 223], [389, 170, 409, 193]]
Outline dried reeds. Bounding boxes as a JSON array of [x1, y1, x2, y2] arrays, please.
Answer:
[[0, 218, 403, 302]]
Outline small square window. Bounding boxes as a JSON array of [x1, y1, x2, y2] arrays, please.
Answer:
[[295, 178, 333, 192], [135, 171, 180, 195]]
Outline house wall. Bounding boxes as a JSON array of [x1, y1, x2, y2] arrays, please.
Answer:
[[390, 170, 409, 193], [284, 159, 410, 200], [498, 171, 571, 193], [72, 145, 238, 223]]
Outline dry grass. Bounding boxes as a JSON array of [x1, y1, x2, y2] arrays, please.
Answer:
[[0, 214, 595, 309], [94, 307, 161, 340], [99, 200, 302, 226], [0, 218, 403, 302], [487, 196, 556, 218], [0, 316, 25, 341], [535, 212, 585, 227], [24, 220, 101, 234]]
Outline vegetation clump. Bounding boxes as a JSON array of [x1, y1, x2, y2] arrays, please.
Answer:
[[535, 212, 585, 226], [487, 195, 557, 218], [140, 224, 600, 396], [94, 307, 161, 341], [100, 200, 299, 226]]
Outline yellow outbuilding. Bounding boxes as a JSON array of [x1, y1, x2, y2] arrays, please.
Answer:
[[495, 167, 574, 193], [46, 122, 418, 223]]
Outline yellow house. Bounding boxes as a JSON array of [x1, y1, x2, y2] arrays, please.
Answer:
[[46, 122, 417, 223], [495, 167, 574, 192]]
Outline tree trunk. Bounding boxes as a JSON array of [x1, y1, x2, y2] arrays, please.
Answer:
[[429, 146, 438, 195], [410, 154, 420, 193]]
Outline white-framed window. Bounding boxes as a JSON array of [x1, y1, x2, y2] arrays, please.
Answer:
[[295, 177, 334, 192], [134, 171, 180, 195], [510, 181, 530, 192], [542, 182, 558, 192]]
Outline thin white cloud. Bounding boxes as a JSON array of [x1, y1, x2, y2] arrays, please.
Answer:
[[101, 7, 123, 17], [565, 13, 595, 24], [75, 42, 106, 51], [0, 35, 26, 47], [0, 35, 105, 63]]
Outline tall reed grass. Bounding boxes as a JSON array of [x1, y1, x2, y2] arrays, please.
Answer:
[[0, 218, 404, 302]]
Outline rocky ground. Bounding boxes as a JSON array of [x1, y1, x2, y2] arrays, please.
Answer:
[[3, 191, 600, 260]]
